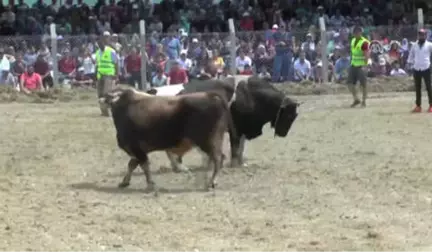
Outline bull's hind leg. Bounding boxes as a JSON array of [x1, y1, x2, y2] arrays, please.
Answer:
[[118, 158, 139, 188], [166, 152, 190, 172]]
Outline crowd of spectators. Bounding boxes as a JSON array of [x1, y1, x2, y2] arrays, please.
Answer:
[[0, 0, 430, 90]]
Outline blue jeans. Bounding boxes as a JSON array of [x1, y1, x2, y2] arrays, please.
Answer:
[[272, 52, 292, 82]]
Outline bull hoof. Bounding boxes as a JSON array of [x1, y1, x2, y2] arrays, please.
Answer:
[[118, 182, 130, 188], [173, 164, 190, 173]]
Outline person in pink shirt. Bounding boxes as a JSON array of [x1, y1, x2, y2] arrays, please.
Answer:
[[20, 66, 43, 94]]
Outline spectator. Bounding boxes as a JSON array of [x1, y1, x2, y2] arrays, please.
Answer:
[[34, 54, 53, 89], [390, 62, 407, 77], [211, 49, 224, 73], [334, 50, 350, 83], [0, 70, 16, 88], [235, 50, 252, 73], [167, 60, 188, 85], [20, 66, 43, 94], [152, 67, 167, 87], [272, 24, 292, 82], [239, 64, 253, 75], [124, 47, 142, 88], [58, 51, 77, 79], [72, 67, 93, 88], [293, 52, 312, 82], [78, 48, 96, 80], [178, 51, 192, 72], [12, 52, 25, 79]]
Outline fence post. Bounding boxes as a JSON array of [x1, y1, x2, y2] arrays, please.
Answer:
[[319, 17, 328, 84], [418, 8, 424, 30], [50, 23, 59, 87], [139, 20, 148, 90], [228, 18, 236, 76]]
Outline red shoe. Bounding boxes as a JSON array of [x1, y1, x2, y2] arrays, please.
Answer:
[[428, 106, 432, 113], [412, 106, 422, 113]]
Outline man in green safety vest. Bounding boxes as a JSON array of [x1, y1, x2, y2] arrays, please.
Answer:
[[348, 26, 370, 107], [96, 31, 118, 117]]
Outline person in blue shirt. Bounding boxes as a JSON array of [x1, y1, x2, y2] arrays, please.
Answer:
[[272, 25, 293, 82], [334, 50, 350, 83]]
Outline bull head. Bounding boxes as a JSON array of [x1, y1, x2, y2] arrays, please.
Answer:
[[273, 97, 301, 137], [99, 88, 127, 107]]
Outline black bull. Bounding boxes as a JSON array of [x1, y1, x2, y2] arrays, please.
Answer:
[[148, 76, 299, 168]]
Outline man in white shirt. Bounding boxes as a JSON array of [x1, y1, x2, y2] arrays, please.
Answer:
[[293, 52, 312, 81], [235, 51, 252, 73], [407, 29, 432, 113]]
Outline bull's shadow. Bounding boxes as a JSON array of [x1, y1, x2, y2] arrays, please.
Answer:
[[105, 165, 210, 178], [69, 181, 210, 194]]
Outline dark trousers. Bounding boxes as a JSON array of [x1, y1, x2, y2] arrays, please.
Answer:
[[127, 72, 142, 90], [42, 75, 53, 89], [413, 68, 432, 106]]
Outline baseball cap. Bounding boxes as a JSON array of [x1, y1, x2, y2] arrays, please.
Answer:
[[419, 28, 426, 34], [272, 24, 279, 29], [103, 31, 110, 36]]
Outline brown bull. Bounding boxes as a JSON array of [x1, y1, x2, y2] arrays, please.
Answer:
[[99, 85, 236, 190]]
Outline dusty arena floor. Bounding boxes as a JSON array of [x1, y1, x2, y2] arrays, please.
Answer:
[[1, 92, 432, 250]]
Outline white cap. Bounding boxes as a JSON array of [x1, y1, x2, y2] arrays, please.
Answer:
[[103, 31, 110, 36], [272, 24, 278, 29], [192, 38, 198, 43]]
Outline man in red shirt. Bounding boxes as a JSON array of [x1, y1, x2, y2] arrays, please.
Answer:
[[20, 66, 43, 94], [167, 60, 188, 85], [124, 47, 142, 89]]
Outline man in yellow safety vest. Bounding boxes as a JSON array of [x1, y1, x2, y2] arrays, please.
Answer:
[[96, 31, 118, 116], [348, 26, 370, 107]]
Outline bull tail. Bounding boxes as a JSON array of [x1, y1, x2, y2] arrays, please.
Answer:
[[207, 92, 237, 141]]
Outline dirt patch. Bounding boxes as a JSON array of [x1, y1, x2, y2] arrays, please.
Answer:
[[1, 93, 432, 250]]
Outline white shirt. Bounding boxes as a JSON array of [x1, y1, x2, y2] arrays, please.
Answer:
[[0, 55, 10, 72], [82, 55, 96, 74], [293, 58, 311, 79], [235, 56, 252, 71], [390, 68, 407, 77], [407, 41, 432, 71]]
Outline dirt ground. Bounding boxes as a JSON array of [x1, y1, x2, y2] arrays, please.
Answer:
[[1, 84, 432, 250]]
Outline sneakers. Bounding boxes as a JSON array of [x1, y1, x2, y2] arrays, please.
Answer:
[[412, 106, 422, 113], [410, 106, 432, 113]]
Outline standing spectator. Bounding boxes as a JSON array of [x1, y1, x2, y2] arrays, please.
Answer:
[[124, 47, 142, 89], [272, 24, 292, 82], [167, 60, 188, 85], [348, 26, 370, 108], [407, 29, 432, 113], [20, 66, 43, 94], [293, 52, 312, 82], [34, 55, 53, 89]]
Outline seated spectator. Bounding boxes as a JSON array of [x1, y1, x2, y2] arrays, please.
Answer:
[[334, 51, 350, 83], [12, 52, 25, 79], [239, 64, 253, 75], [293, 52, 312, 82], [20, 66, 43, 94], [212, 49, 224, 73], [0, 70, 17, 88], [58, 51, 77, 79], [124, 47, 141, 88], [235, 50, 252, 73], [390, 62, 407, 77], [152, 67, 167, 87], [23, 46, 37, 67], [301, 33, 316, 52], [178, 51, 192, 72], [72, 67, 93, 88], [258, 66, 271, 79], [78, 48, 96, 80], [167, 61, 188, 85], [34, 54, 53, 89]]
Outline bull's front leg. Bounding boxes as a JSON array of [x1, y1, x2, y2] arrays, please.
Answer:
[[166, 152, 190, 172], [118, 158, 140, 188], [229, 134, 247, 167]]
